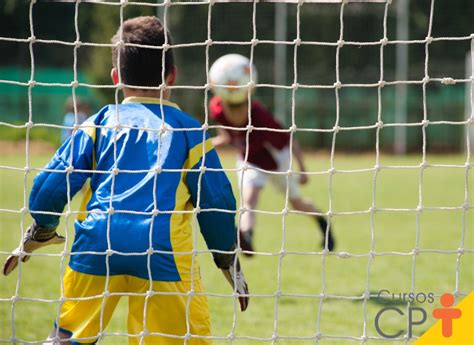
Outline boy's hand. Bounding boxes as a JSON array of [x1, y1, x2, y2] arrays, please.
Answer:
[[299, 173, 309, 185], [221, 259, 249, 311], [213, 248, 250, 311], [3, 223, 65, 276]]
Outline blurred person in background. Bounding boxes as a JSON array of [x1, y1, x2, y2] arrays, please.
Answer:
[[209, 54, 336, 256], [61, 96, 90, 143]]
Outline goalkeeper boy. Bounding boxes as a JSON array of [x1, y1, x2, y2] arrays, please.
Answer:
[[3, 16, 248, 345], [209, 54, 336, 255]]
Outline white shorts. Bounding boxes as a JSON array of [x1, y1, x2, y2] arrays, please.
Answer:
[[236, 146, 301, 199]]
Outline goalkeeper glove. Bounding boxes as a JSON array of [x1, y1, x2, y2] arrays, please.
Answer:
[[3, 222, 65, 276], [213, 247, 249, 312]]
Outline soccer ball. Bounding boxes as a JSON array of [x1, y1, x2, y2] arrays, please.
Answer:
[[209, 54, 258, 105]]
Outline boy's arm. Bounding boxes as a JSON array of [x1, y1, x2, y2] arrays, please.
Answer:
[[186, 138, 236, 251], [211, 127, 231, 148], [291, 140, 308, 185], [3, 128, 95, 276], [29, 128, 95, 228], [186, 138, 249, 311]]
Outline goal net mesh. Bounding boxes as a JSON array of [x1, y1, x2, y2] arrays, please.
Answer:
[[0, 0, 472, 344]]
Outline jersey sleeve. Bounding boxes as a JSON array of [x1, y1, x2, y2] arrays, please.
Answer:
[[255, 102, 290, 150], [209, 96, 223, 121], [185, 135, 237, 252], [29, 127, 95, 229]]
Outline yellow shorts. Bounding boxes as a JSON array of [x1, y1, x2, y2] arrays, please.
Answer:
[[57, 267, 211, 345]]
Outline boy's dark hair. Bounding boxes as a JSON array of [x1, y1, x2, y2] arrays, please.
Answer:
[[111, 16, 174, 87]]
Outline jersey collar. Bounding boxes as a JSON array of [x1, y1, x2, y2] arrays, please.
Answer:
[[122, 96, 181, 110]]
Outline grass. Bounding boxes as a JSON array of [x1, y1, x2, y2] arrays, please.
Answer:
[[0, 147, 472, 344]]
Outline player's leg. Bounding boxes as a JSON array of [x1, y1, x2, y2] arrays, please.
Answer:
[[127, 277, 211, 345], [236, 162, 266, 256], [269, 147, 336, 251], [239, 183, 262, 255], [48, 267, 123, 344], [288, 196, 335, 251]]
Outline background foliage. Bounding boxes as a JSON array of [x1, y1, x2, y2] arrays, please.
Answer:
[[0, 0, 472, 150]]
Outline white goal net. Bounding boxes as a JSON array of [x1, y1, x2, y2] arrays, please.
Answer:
[[0, 0, 472, 344]]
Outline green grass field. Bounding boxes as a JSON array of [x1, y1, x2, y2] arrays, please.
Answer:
[[0, 146, 472, 344]]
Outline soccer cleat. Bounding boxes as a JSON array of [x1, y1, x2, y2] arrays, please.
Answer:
[[315, 216, 336, 251], [239, 229, 254, 257]]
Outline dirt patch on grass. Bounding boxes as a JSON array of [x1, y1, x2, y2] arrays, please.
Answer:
[[0, 140, 55, 156]]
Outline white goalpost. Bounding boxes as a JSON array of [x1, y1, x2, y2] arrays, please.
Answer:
[[0, 0, 472, 344]]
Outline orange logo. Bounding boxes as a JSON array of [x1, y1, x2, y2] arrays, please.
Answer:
[[432, 293, 462, 337]]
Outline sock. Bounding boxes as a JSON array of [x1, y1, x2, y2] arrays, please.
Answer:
[[239, 229, 254, 256], [314, 216, 335, 251], [240, 229, 253, 243]]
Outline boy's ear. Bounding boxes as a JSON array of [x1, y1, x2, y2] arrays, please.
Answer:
[[111, 68, 119, 85], [165, 66, 177, 86]]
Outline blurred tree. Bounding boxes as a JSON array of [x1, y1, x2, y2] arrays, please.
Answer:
[[2, 1, 472, 84], [81, 3, 156, 103], [0, 0, 472, 132]]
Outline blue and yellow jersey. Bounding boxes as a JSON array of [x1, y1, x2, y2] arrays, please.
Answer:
[[29, 97, 237, 281]]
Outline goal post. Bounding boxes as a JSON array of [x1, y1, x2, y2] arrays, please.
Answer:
[[466, 39, 474, 153]]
